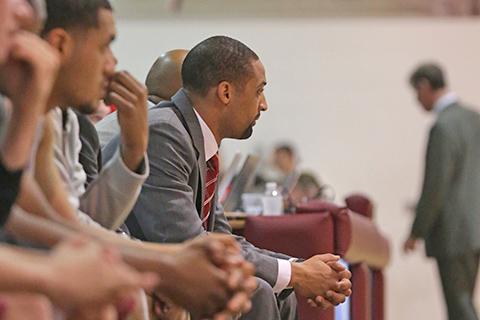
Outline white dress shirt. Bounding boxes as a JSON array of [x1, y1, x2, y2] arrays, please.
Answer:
[[434, 91, 458, 115], [193, 109, 293, 293]]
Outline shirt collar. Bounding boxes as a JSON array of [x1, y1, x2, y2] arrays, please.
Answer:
[[193, 109, 218, 161], [147, 100, 156, 109], [433, 92, 458, 115]]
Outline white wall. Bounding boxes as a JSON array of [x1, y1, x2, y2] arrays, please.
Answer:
[[113, 17, 480, 320]]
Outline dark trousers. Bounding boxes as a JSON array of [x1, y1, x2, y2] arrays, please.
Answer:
[[437, 251, 480, 320], [239, 277, 298, 320]]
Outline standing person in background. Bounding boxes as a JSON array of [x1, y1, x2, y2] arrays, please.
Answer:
[[404, 62, 480, 320]]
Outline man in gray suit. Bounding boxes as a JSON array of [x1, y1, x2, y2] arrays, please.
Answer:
[[404, 63, 480, 320], [103, 36, 352, 319]]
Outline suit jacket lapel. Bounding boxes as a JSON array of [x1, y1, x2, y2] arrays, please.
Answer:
[[172, 89, 207, 217]]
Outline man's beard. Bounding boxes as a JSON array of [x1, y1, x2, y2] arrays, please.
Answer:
[[240, 123, 254, 140], [75, 101, 100, 115], [240, 113, 261, 139]]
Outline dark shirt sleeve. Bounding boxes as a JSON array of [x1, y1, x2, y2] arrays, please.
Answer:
[[75, 111, 102, 187], [0, 161, 22, 227]]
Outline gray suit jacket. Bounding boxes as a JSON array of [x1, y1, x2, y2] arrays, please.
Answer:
[[411, 103, 480, 258], [103, 89, 291, 287]]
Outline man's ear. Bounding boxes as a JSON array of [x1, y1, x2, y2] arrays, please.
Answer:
[[43, 28, 74, 62], [216, 81, 233, 105]]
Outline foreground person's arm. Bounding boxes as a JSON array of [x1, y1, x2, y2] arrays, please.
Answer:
[[0, 238, 158, 311]]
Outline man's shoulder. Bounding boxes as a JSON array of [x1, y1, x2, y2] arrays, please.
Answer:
[[148, 102, 177, 122], [148, 102, 188, 131], [432, 104, 480, 145], [439, 103, 480, 126], [147, 103, 195, 148]]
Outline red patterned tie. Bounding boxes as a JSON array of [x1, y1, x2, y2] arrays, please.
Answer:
[[202, 153, 219, 229]]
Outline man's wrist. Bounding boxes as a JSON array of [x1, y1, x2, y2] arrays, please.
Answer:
[[35, 262, 57, 301], [289, 261, 303, 288], [151, 253, 178, 297], [120, 143, 145, 173], [13, 86, 50, 113]]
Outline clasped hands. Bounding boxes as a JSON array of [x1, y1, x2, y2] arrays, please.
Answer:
[[152, 234, 257, 320], [290, 254, 352, 309]]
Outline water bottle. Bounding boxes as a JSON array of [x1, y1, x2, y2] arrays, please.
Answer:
[[262, 182, 284, 216]]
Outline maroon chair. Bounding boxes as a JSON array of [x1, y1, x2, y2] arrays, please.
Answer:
[[295, 200, 345, 215], [371, 270, 385, 320], [345, 194, 387, 320], [350, 263, 372, 320], [296, 200, 390, 320], [244, 213, 335, 320], [345, 193, 374, 219]]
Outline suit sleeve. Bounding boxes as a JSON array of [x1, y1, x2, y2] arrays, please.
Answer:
[[411, 124, 455, 239], [79, 149, 149, 231], [213, 203, 291, 288]]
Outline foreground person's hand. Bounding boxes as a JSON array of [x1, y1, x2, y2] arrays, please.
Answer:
[[43, 237, 159, 311], [158, 236, 256, 319], [107, 71, 148, 172], [0, 31, 59, 170], [0, 31, 59, 113], [185, 234, 257, 315]]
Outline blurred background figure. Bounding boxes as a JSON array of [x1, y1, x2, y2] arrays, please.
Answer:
[[289, 171, 335, 206], [403, 62, 480, 320], [145, 49, 188, 104], [254, 143, 299, 190]]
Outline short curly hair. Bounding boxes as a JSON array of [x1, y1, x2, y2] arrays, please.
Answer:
[[182, 36, 259, 96], [42, 0, 112, 35]]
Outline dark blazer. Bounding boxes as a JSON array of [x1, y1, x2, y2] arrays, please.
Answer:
[[412, 102, 480, 258], [103, 89, 291, 287]]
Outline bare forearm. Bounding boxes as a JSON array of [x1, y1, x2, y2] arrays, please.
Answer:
[[67, 219, 183, 257], [0, 245, 50, 294], [4, 206, 73, 247], [16, 173, 77, 222], [18, 171, 182, 264], [120, 245, 174, 273], [119, 144, 145, 173]]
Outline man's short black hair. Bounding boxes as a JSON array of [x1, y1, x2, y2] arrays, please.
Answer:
[[182, 36, 259, 96], [275, 144, 295, 157], [409, 63, 446, 90], [42, 0, 112, 35]]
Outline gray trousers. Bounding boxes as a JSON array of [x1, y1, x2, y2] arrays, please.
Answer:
[[239, 277, 298, 320], [437, 251, 480, 320]]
